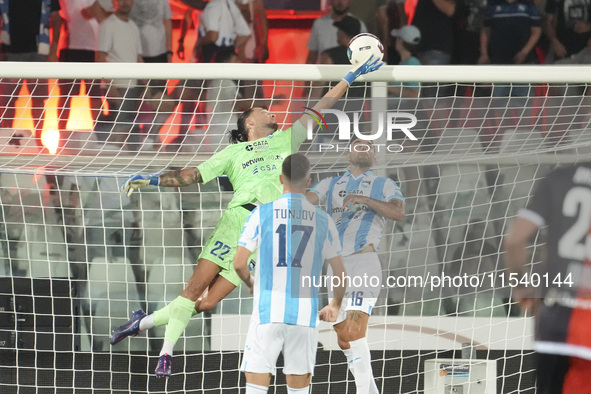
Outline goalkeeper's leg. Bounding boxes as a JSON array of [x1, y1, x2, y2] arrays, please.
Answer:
[[154, 265, 237, 377], [110, 258, 219, 345], [158, 266, 237, 357]]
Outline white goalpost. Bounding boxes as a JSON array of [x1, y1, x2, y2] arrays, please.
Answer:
[[0, 61, 590, 393]]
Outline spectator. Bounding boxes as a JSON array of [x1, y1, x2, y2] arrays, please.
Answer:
[[311, 16, 370, 137], [544, 0, 591, 63], [57, 0, 102, 140], [177, 8, 200, 61], [129, 0, 174, 148], [453, 0, 490, 96], [81, 0, 112, 23], [234, 0, 269, 109], [544, 0, 591, 99], [235, 0, 269, 63], [204, 50, 250, 148], [95, 0, 143, 148], [478, 0, 542, 96], [196, 0, 251, 63], [376, 0, 407, 64], [0, 0, 61, 148], [412, 0, 456, 67], [311, 16, 365, 97], [351, 0, 388, 33], [168, 0, 251, 150], [306, 0, 367, 64], [388, 25, 422, 98], [411, 0, 455, 136], [453, 0, 487, 66], [388, 25, 422, 215]]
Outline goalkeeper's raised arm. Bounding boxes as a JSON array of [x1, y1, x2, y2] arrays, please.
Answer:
[[121, 55, 382, 198], [295, 54, 383, 129]]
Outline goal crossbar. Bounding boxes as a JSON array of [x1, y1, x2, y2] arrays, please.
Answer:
[[3, 62, 591, 83]]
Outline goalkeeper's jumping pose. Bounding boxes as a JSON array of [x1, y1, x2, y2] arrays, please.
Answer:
[[110, 56, 383, 377]]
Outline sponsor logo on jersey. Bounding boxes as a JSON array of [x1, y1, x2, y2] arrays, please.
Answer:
[[266, 154, 283, 161], [331, 205, 369, 214], [338, 189, 364, 197], [245, 140, 270, 152], [252, 164, 278, 175], [242, 157, 264, 169]]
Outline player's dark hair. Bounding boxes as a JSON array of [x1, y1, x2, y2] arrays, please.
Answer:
[[282, 153, 310, 185], [229, 108, 254, 144]]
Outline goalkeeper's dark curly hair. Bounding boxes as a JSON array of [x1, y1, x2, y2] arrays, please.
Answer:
[[229, 108, 254, 144]]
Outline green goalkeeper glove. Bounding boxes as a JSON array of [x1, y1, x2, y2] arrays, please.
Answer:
[[342, 55, 384, 86], [120, 174, 160, 197]]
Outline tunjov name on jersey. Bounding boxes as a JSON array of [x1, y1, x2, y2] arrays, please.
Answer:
[[315, 143, 405, 152], [274, 208, 315, 221]]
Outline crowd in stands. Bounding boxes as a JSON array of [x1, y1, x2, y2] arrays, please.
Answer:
[[0, 0, 587, 151]]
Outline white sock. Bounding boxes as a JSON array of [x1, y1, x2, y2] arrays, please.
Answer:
[[139, 314, 155, 331], [287, 386, 310, 394], [245, 383, 268, 393], [344, 337, 379, 394], [159, 340, 174, 357]]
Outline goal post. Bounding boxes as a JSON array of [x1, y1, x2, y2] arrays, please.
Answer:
[[0, 61, 590, 393]]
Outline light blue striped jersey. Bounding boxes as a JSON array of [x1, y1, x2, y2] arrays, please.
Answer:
[[310, 170, 404, 256], [238, 193, 342, 328]]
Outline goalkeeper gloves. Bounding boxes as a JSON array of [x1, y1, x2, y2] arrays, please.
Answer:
[[120, 174, 160, 197], [342, 55, 384, 86]]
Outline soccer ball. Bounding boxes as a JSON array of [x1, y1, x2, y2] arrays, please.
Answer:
[[347, 33, 384, 66]]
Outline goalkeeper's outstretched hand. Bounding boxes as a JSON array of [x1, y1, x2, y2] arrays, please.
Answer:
[[120, 174, 160, 197], [343, 55, 384, 86]]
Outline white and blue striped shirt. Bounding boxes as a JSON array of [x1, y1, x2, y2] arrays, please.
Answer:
[[238, 193, 342, 328], [310, 170, 404, 256]]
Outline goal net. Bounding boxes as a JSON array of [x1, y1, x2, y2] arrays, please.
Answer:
[[0, 62, 590, 393]]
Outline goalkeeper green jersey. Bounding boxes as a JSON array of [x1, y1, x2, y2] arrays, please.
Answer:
[[197, 122, 307, 209]]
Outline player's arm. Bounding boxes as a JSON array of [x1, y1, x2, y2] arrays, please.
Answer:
[[432, 0, 455, 17], [504, 217, 540, 311], [48, 10, 61, 62], [251, 0, 269, 62], [343, 195, 405, 221], [294, 55, 383, 129], [504, 217, 539, 276], [120, 168, 203, 197], [234, 209, 260, 292], [96, 51, 108, 62], [306, 192, 320, 205], [319, 255, 346, 322], [81, 0, 111, 23], [233, 246, 255, 292], [514, 25, 542, 64]]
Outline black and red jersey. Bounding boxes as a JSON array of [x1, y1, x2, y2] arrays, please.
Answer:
[[520, 163, 591, 359]]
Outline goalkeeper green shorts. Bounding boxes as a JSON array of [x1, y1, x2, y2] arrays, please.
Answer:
[[199, 206, 252, 287]]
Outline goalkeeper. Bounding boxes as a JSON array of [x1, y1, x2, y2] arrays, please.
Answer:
[[110, 55, 383, 377]]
